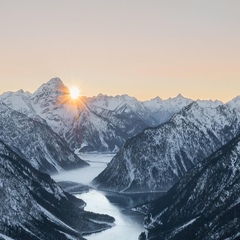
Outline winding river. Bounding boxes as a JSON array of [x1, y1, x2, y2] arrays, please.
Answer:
[[52, 153, 146, 240]]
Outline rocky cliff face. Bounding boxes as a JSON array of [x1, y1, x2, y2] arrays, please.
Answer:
[[0, 103, 88, 174], [93, 102, 240, 192], [0, 140, 114, 240], [140, 133, 240, 240]]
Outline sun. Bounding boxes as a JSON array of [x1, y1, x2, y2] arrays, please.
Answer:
[[69, 86, 80, 100]]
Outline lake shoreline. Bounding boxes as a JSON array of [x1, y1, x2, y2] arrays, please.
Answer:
[[51, 153, 155, 240]]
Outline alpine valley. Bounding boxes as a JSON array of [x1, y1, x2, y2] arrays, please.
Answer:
[[1, 77, 240, 240]]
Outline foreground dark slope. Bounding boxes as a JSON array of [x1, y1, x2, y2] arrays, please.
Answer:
[[93, 102, 240, 192], [0, 140, 114, 240], [140, 133, 240, 240], [0, 102, 88, 174]]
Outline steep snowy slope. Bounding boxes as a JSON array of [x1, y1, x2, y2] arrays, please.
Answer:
[[227, 95, 240, 111], [140, 133, 240, 240], [0, 89, 46, 124], [31, 83, 154, 152], [0, 78, 196, 153], [84, 95, 154, 151], [0, 79, 151, 152], [0, 77, 229, 153], [93, 102, 240, 192], [31, 78, 80, 136], [0, 103, 88, 174], [0, 140, 114, 240]]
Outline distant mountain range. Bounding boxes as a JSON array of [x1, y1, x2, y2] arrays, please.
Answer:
[[0, 77, 224, 154]]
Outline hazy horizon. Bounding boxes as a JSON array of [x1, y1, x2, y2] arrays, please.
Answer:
[[0, 0, 239, 102]]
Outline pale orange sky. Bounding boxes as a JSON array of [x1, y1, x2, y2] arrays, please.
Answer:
[[0, 0, 239, 102]]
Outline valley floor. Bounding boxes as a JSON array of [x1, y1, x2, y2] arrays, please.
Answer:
[[52, 153, 147, 240]]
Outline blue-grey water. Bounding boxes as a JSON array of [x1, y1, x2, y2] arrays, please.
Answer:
[[52, 153, 161, 240]]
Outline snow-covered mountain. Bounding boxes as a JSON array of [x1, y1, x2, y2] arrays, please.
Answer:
[[93, 102, 240, 192], [0, 77, 193, 153], [0, 89, 46, 124], [0, 102, 88, 174], [0, 140, 114, 240], [227, 95, 240, 112], [140, 133, 240, 240], [143, 94, 193, 125]]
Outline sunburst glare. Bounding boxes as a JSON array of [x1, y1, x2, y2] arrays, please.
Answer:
[[69, 86, 80, 100]]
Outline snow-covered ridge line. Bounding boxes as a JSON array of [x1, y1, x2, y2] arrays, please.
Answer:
[[0, 102, 88, 174], [93, 101, 240, 193], [1, 77, 236, 154]]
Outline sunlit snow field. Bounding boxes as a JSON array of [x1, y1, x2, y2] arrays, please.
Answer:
[[52, 153, 145, 240]]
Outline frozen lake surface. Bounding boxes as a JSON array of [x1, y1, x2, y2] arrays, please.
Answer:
[[52, 153, 146, 240]]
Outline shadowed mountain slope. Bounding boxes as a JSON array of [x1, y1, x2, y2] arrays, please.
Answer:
[[0, 102, 88, 174], [140, 133, 240, 240], [0, 140, 114, 240], [93, 102, 240, 192]]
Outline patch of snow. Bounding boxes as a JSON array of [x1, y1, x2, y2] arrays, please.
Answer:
[[0, 233, 15, 240], [171, 217, 200, 236], [36, 204, 78, 234]]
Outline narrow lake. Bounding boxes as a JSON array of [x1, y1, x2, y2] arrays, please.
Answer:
[[52, 153, 161, 240]]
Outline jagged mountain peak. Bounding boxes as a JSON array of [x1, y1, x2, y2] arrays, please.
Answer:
[[161, 95, 193, 113], [226, 95, 240, 111], [33, 77, 67, 98], [166, 93, 192, 102], [228, 95, 240, 102], [150, 96, 163, 102], [38, 77, 65, 91], [166, 93, 185, 100], [116, 93, 137, 100], [31, 78, 73, 125], [15, 89, 24, 94], [196, 98, 223, 108], [176, 93, 184, 98], [0, 88, 31, 101], [89, 93, 139, 111], [45, 77, 64, 88], [96, 93, 111, 98]]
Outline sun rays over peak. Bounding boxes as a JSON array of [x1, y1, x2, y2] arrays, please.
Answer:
[[69, 86, 80, 100]]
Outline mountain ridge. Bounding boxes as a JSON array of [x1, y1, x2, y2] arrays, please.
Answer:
[[140, 133, 240, 240], [1, 77, 230, 154], [93, 101, 240, 192], [0, 102, 88, 174], [0, 139, 115, 240]]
